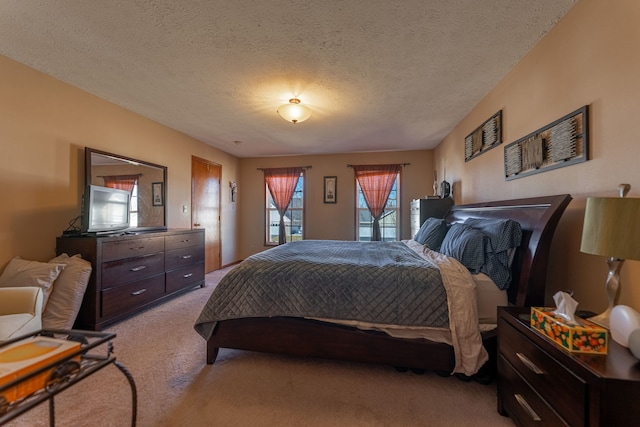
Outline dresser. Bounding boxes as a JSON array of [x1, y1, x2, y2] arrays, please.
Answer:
[[410, 197, 454, 237], [56, 229, 205, 330], [497, 306, 640, 427]]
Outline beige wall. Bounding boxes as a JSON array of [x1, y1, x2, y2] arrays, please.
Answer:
[[0, 55, 241, 268], [6, 0, 639, 318], [435, 0, 640, 311], [237, 151, 434, 259]]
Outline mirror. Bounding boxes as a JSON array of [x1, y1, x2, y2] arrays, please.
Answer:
[[85, 147, 168, 231]]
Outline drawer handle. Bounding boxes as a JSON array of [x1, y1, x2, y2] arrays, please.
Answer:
[[516, 352, 544, 375], [181, 255, 193, 259], [181, 239, 190, 243], [183, 273, 193, 278], [131, 289, 147, 296], [130, 265, 147, 272], [514, 394, 541, 422], [129, 246, 146, 251]]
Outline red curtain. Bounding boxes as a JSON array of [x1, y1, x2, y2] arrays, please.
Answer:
[[264, 167, 303, 244], [353, 164, 401, 241], [102, 175, 139, 192]]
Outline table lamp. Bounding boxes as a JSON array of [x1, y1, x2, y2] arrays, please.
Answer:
[[580, 184, 640, 328]]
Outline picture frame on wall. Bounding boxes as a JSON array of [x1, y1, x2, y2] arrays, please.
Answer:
[[324, 176, 337, 204], [152, 182, 164, 206], [464, 110, 502, 162]]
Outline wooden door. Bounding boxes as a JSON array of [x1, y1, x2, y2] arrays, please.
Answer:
[[191, 156, 221, 273]]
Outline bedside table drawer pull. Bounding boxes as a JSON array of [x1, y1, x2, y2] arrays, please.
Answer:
[[131, 288, 147, 296], [516, 352, 544, 375], [514, 394, 541, 422], [129, 265, 147, 272]]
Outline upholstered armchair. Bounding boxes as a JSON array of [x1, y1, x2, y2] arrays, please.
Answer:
[[0, 286, 43, 342]]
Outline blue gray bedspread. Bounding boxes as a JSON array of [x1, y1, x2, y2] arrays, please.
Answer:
[[194, 240, 449, 340]]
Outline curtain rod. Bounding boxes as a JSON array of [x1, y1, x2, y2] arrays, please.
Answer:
[[346, 163, 410, 168], [97, 173, 143, 177], [256, 165, 312, 171]]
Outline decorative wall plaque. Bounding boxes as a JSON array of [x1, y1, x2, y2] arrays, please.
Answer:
[[504, 106, 588, 180], [465, 110, 502, 162]]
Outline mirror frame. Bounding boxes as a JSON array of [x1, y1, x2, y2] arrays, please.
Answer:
[[85, 147, 168, 231]]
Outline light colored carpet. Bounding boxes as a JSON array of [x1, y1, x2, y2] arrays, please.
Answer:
[[5, 267, 515, 427]]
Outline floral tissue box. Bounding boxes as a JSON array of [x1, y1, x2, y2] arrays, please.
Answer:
[[530, 307, 608, 354]]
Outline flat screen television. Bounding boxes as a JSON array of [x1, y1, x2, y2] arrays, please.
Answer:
[[81, 185, 131, 234]]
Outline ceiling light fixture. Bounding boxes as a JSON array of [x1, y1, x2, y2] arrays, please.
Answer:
[[277, 98, 312, 124]]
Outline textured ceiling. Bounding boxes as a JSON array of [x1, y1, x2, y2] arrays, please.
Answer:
[[0, 0, 577, 158]]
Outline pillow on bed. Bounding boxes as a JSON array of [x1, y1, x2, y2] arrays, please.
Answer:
[[463, 218, 522, 254], [439, 223, 489, 274], [463, 218, 522, 290], [413, 217, 448, 250]]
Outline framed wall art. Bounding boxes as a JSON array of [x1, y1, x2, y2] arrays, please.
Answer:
[[152, 182, 164, 206], [324, 176, 337, 204], [465, 110, 502, 162], [504, 105, 588, 180]]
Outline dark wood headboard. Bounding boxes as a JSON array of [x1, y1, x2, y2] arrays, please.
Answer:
[[445, 194, 572, 307]]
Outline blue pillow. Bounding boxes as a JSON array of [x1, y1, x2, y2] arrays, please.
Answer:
[[413, 218, 448, 251], [439, 223, 489, 274], [463, 218, 522, 253], [463, 218, 522, 289]]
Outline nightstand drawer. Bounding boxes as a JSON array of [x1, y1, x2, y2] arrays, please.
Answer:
[[498, 307, 640, 427], [500, 318, 586, 427], [498, 355, 567, 427]]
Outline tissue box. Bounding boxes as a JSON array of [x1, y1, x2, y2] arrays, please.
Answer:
[[0, 336, 81, 406], [530, 307, 608, 354]]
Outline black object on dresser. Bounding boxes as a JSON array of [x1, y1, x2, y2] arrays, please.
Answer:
[[410, 197, 454, 237], [56, 229, 205, 330], [497, 306, 640, 427]]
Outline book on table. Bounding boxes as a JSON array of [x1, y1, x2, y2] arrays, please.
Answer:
[[0, 336, 81, 406]]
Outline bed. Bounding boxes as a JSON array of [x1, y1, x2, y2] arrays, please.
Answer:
[[194, 194, 572, 377]]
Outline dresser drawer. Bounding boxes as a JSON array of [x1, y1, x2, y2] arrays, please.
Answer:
[[499, 319, 586, 427], [165, 245, 205, 271], [102, 252, 165, 289], [101, 236, 165, 262], [411, 215, 420, 230], [166, 262, 204, 293], [498, 355, 567, 427], [101, 274, 165, 318], [165, 231, 204, 250]]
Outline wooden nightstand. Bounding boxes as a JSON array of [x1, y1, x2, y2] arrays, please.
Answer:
[[497, 306, 640, 427]]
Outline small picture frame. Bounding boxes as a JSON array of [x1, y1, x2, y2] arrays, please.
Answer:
[[152, 182, 164, 206], [324, 176, 337, 204]]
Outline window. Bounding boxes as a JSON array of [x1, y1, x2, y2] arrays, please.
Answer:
[[102, 174, 139, 228], [356, 173, 399, 241], [265, 172, 304, 245], [129, 183, 139, 227]]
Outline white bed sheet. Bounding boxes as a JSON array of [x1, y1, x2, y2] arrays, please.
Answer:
[[475, 272, 508, 324]]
